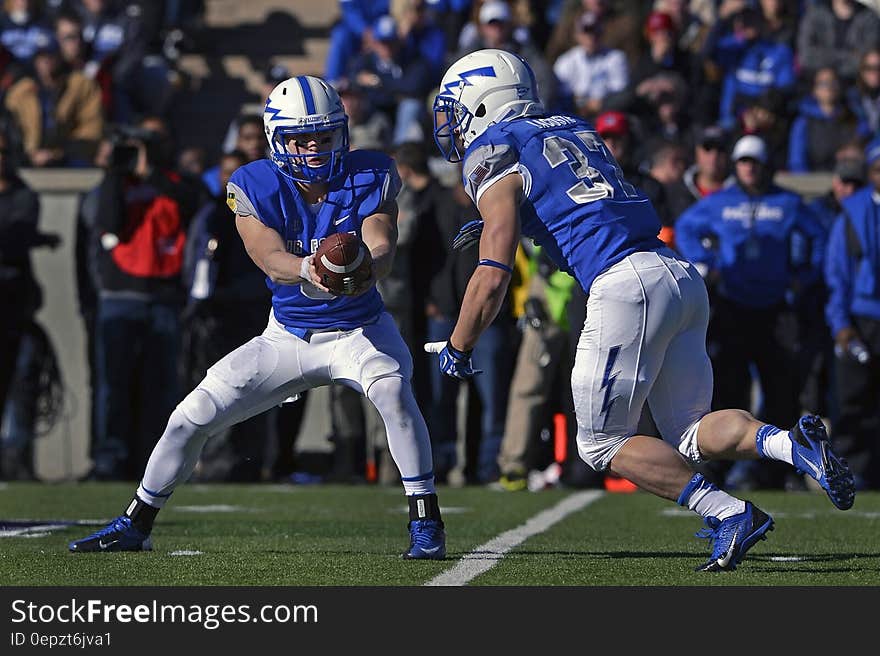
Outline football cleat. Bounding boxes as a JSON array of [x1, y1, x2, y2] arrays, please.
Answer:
[[695, 502, 774, 572], [402, 519, 446, 560], [790, 415, 856, 510], [68, 515, 152, 553]]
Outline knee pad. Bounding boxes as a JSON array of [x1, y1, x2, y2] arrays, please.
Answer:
[[176, 388, 220, 428], [675, 419, 704, 466], [576, 428, 629, 472], [361, 353, 408, 395]]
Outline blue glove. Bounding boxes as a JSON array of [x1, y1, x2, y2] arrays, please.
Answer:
[[424, 340, 483, 379], [452, 219, 484, 251]]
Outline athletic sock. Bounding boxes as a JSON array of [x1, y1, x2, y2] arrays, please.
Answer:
[[677, 473, 746, 521], [755, 424, 794, 465]]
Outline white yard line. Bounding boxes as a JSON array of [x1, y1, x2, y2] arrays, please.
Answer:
[[426, 490, 604, 587]]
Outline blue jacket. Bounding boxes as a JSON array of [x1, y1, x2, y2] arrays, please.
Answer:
[[713, 36, 795, 128], [788, 97, 861, 173], [676, 182, 825, 308], [824, 186, 880, 335], [338, 0, 390, 35]]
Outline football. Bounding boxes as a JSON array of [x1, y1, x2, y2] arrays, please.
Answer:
[[313, 231, 372, 295]]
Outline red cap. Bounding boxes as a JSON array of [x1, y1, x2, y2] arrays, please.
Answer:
[[595, 111, 629, 137], [646, 11, 675, 35]]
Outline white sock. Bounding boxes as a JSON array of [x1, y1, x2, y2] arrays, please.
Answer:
[[756, 425, 794, 465], [678, 473, 746, 521]]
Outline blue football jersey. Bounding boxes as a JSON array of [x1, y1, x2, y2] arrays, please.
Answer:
[[226, 150, 400, 335], [461, 114, 663, 292]]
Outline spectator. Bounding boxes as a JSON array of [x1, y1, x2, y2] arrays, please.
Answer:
[[799, 154, 865, 421], [88, 115, 201, 480], [454, 1, 558, 110], [3, 39, 104, 166], [545, 0, 641, 66], [636, 139, 682, 234], [552, 11, 628, 119], [325, 0, 390, 83], [201, 114, 264, 196], [788, 67, 862, 173], [757, 0, 797, 50], [798, 0, 880, 83], [706, 6, 796, 129], [347, 14, 433, 145], [0, 128, 49, 463], [73, 0, 175, 123], [605, 11, 700, 124], [846, 48, 880, 138], [824, 136, 880, 489], [54, 11, 113, 116], [335, 77, 392, 151], [456, 0, 528, 55], [664, 124, 732, 225], [424, 171, 516, 484], [395, 0, 447, 84], [731, 89, 790, 172], [495, 243, 576, 491], [0, 0, 53, 64], [676, 135, 826, 489], [595, 110, 667, 222]]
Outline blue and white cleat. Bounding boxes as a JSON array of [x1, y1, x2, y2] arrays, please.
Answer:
[[402, 519, 446, 560], [791, 415, 856, 510], [68, 516, 152, 553], [695, 502, 774, 572]]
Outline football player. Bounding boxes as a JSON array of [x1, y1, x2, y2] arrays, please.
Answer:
[[70, 75, 446, 560], [425, 49, 855, 571]]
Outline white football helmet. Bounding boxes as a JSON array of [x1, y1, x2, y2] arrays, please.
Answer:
[[263, 75, 349, 183], [433, 49, 543, 162]]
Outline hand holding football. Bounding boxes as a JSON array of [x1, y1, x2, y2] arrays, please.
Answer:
[[313, 232, 373, 295]]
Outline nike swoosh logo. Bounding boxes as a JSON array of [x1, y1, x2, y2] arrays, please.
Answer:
[[800, 456, 821, 479], [99, 539, 118, 550], [334, 215, 350, 226], [420, 546, 442, 555], [717, 528, 739, 568]]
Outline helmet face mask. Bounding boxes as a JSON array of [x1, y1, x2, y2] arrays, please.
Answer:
[[263, 76, 350, 184], [433, 49, 542, 162]]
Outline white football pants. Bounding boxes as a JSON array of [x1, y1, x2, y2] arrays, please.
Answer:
[[573, 248, 713, 471], [137, 311, 435, 506]]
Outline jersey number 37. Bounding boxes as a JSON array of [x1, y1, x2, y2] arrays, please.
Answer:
[[541, 130, 638, 205]]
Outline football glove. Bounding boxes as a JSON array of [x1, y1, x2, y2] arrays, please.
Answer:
[[424, 340, 483, 380], [452, 219, 484, 251]]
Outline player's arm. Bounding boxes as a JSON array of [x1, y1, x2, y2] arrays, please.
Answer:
[[360, 199, 398, 281], [235, 214, 326, 289], [449, 174, 521, 351]]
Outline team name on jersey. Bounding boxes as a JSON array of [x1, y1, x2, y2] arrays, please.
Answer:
[[526, 115, 578, 129], [286, 231, 359, 255], [721, 203, 784, 223]]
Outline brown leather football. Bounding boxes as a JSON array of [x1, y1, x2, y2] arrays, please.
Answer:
[[313, 232, 372, 295]]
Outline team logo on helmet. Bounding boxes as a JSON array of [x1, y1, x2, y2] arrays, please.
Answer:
[[438, 66, 497, 97]]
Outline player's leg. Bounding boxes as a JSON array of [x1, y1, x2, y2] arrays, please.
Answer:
[[69, 314, 314, 552], [344, 313, 445, 559], [575, 252, 771, 571]]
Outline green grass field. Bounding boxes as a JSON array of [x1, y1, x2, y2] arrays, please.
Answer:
[[1, 482, 878, 586]]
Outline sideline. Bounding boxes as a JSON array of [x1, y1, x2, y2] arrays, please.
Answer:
[[426, 490, 604, 586]]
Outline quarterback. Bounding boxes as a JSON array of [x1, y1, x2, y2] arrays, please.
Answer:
[[426, 49, 855, 571], [69, 75, 446, 560]]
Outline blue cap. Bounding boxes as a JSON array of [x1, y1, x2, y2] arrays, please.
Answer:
[[372, 15, 397, 42], [866, 136, 880, 167]]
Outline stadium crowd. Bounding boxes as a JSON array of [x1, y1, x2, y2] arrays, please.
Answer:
[[2, 0, 880, 496]]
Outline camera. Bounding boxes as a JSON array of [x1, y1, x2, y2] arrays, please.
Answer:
[[107, 124, 161, 174]]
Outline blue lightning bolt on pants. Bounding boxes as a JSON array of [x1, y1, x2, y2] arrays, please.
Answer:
[[572, 248, 713, 472]]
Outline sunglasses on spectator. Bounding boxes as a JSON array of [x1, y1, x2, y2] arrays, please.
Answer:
[[862, 64, 880, 72]]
